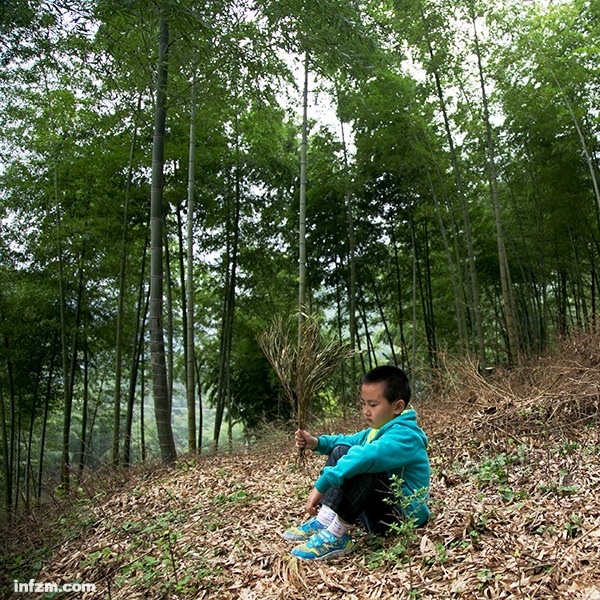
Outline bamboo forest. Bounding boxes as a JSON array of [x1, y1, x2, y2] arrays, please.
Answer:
[[1, 0, 599, 518]]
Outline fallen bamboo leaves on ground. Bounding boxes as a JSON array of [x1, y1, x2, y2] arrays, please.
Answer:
[[3, 334, 600, 598]]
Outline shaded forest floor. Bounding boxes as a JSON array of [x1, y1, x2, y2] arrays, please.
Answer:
[[3, 334, 600, 599]]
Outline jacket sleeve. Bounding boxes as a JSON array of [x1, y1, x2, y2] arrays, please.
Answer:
[[314, 428, 426, 493], [315, 430, 368, 455]]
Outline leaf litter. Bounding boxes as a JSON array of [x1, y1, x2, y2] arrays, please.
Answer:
[[3, 333, 600, 599]]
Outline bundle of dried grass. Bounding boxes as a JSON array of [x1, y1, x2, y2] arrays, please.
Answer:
[[257, 311, 357, 436]]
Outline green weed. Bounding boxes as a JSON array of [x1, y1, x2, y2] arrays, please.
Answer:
[[365, 475, 428, 568], [476, 454, 510, 487], [564, 514, 582, 538]]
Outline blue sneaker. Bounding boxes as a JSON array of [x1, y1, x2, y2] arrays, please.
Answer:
[[291, 530, 354, 560], [282, 517, 325, 541]]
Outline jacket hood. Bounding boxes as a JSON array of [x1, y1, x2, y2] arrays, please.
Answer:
[[379, 409, 428, 447]]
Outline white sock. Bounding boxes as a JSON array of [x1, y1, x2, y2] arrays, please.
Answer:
[[327, 515, 351, 538], [316, 504, 336, 527]]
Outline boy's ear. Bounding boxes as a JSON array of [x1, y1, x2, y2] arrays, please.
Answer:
[[394, 399, 406, 414]]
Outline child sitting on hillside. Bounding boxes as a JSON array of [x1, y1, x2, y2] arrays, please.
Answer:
[[283, 365, 430, 560]]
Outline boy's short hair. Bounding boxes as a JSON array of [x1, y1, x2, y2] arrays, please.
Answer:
[[362, 365, 411, 406]]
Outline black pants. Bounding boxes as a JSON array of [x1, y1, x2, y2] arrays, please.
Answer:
[[320, 445, 398, 534]]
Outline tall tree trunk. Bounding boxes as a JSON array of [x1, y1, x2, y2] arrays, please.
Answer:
[[418, 130, 468, 351], [112, 103, 140, 466], [390, 227, 409, 369], [123, 225, 149, 465], [61, 247, 85, 490], [550, 72, 600, 218], [298, 51, 309, 332], [213, 244, 231, 453], [124, 283, 149, 465], [570, 229, 587, 329], [0, 301, 16, 514], [410, 216, 418, 376], [175, 205, 190, 449], [420, 2, 485, 365], [37, 337, 56, 503], [592, 260, 597, 331], [164, 215, 174, 411], [14, 409, 22, 513], [367, 266, 398, 365], [415, 222, 437, 368], [140, 336, 147, 463], [194, 352, 203, 452], [224, 158, 240, 454], [336, 91, 358, 387], [470, 6, 519, 365], [85, 376, 104, 471], [358, 300, 375, 370], [25, 367, 41, 511], [334, 255, 349, 409], [149, 10, 176, 465], [77, 339, 89, 479], [227, 395, 233, 453], [353, 310, 367, 374], [43, 60, 72, 490], [213, 167, 240, 451], [55, 170, 71, 491], [186, 75, 197, 453], [0, 378, 11, 515]]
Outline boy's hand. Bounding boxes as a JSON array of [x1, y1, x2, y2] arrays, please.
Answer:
[[294, 429, 318, 450], [305, 487, 324, 516]]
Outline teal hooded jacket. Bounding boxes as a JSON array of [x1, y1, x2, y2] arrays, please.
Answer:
[[314, 409, 430, 526]]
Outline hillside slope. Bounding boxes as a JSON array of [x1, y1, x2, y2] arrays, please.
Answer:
[[4, 337, 600, 599]]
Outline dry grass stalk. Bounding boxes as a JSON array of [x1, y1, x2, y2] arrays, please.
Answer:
[[257, 311, 357, 434], [429, 334, 600, 440]]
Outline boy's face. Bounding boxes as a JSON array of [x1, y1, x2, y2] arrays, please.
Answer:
[[360, 381, 405, 429]]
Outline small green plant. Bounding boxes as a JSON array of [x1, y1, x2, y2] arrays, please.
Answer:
[[476, 453, 510, 487], [363, 534, 386, 568], [500, 486, 528, 502], [559, 441, 580, 455], [435, 542, 449, 565], [584, 443, 600, 456], [564, 514, 582, 538], [537, 470, 579, 497], [365, 475, 429, 567], [474, 446, 531, 492], [476, 567, 497, 595], [214, 487, 251, 504], [465, 512, 490, 548], [451, 538, 471, 551], [210, 484, 257, 513], [557, 483, 579, 496]]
